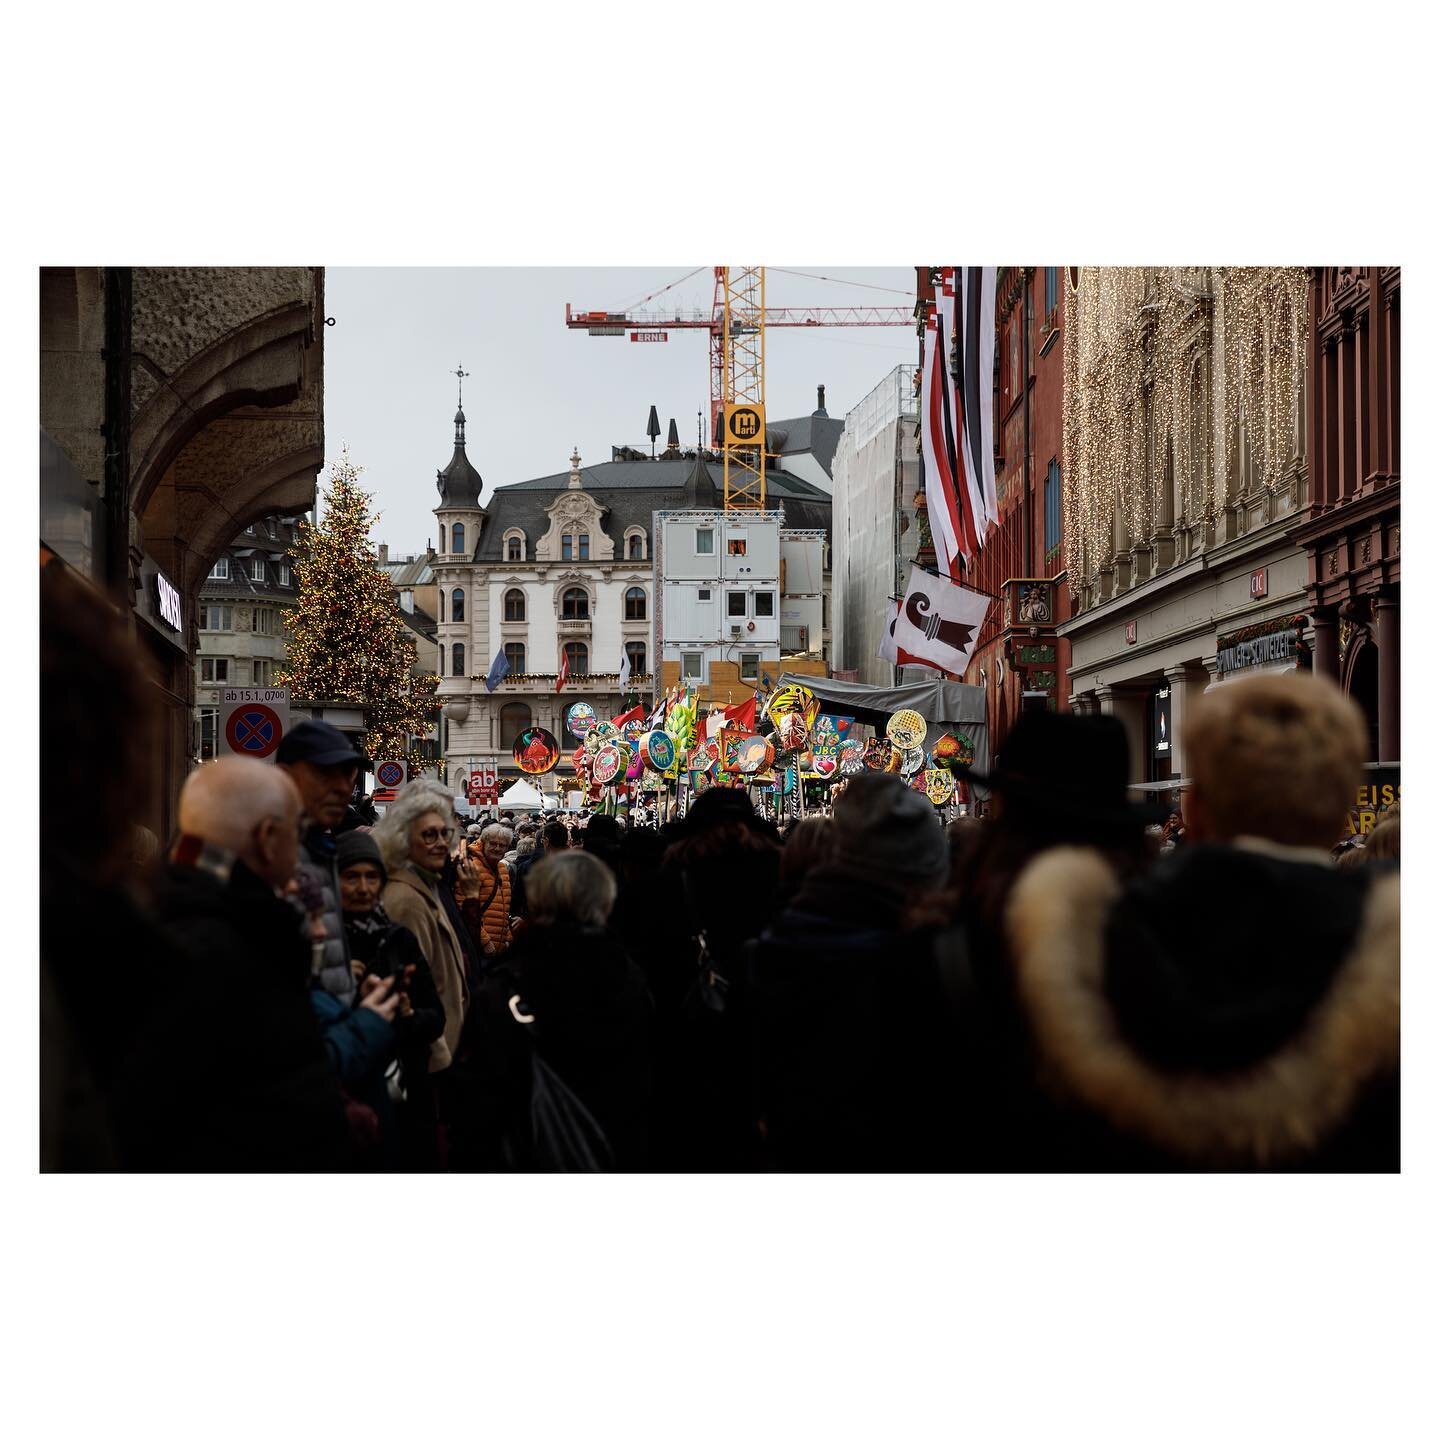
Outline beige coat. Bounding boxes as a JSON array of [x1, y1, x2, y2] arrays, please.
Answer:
[[382, 864, 470, 1073]]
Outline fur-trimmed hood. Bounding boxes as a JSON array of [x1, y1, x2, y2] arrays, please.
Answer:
[[1005, 845, 1400, 1169]]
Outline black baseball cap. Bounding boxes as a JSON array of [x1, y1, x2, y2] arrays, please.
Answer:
[[276, 719, 364, 769]]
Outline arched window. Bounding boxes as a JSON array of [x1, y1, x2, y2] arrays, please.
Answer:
[[625, 641, 646, 676], [437, 590, 444, 623], [624, 586, 647, 621], [504, 588, 526, 622], [452, 642, 465, 676], [499, 702, 533, 750], [504, 642, 526, 673], [563, 642, 589, 675], [451, 522, 465, 555], [627, 532, 645, 561], [562, 587, 590, 620], [451, 587, 465, 622], [507, 536, 523, 561]]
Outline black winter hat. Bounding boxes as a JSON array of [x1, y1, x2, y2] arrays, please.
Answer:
[[334, 829, 386, 881], [831, 772, 948, 887]]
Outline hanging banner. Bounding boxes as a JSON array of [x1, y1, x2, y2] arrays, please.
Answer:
[[888, 564, 993, 675]]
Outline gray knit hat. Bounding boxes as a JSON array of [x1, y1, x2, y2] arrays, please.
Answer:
[[831, 772, 948, 888], [334, 829, 386, 881]]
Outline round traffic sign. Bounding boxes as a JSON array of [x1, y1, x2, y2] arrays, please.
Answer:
[[376, 760, 405, 788], [226, 703, 283, 759]]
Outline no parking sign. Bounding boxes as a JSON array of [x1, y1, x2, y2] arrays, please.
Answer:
[[219, 688, 291, 761], [375, 759, 407, 789]]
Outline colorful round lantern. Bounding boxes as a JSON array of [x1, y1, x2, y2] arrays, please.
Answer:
[[924, 768, 956, 806], [591, 744, 625, 786], [929, 732, 973, 773], [862, 737, 892, 771], [513, 726, 560, 776], [564, 701, 597, 741], [639, 729, 677, 774], [886, 709, 928, 751], [730, 732, 775, 775]]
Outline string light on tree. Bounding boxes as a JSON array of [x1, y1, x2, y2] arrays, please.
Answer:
[[276, 449, 440, 769]]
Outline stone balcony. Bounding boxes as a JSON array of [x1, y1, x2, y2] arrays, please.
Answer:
[[556, 617, 592, 638]]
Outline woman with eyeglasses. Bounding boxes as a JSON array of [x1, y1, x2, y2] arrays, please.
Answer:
[[373, 782, 471, 1092]]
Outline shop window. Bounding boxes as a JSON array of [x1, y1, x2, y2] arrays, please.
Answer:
[[504, 588, 526, 622], [625, 586, 646, 621]]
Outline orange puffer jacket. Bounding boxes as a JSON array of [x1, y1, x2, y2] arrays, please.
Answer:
[[458, 852, 512, 958]]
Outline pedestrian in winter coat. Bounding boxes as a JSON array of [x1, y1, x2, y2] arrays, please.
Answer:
[[149, 758, 353, 1171], [748, 774, 955, 1172], [1004, 672, 1400, 1172], [374, 784, 472, 1074], [470, 851, 655, 1170], [276, 720, 366, 1007], [457, 824, 515, 961]]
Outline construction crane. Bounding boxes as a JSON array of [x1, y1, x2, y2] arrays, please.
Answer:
[[565, 266, 911, 510]]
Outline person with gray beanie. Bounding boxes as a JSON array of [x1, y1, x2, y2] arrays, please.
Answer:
[[745, 773, 960, 1172]]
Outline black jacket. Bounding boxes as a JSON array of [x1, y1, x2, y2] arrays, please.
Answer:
[[149, 856, 353, 1171], [467, 922, 655, 1170], [345, 911, 446, 1086], [1003, 842, 1401, 1172], [746, 865, 959, 1173]]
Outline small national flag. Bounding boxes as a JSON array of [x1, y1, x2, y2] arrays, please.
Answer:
[[618, 647, 632, 690], [724, 696, 756, 732], [556, 647, 570, 694], [485, 647, 511, 694]]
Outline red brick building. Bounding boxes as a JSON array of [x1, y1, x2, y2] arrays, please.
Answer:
[[1291, 267, 1400, 763]]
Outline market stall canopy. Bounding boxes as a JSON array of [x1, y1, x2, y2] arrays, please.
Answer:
[[497, 777, 547, 810], [775, 671, 989, 774]]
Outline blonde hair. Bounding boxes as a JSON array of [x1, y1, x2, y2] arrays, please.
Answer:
[[1186, 671, 1366, 848], [526, 850, 617, 930]]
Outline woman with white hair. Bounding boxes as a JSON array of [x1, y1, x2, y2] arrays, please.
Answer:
[[373, 780, 470, 1079]]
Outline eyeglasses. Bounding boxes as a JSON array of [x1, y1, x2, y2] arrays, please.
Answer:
[[418, 826, 455, 844]]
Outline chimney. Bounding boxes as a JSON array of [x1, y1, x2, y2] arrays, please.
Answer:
[[813, 384, 828, 418], [378, 542, 389, 565]]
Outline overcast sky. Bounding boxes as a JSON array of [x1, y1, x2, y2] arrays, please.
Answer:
[[323, 267, 918, 554]]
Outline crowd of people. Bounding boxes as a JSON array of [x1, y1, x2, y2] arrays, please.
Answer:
[[39, 562, 1400, 1172]]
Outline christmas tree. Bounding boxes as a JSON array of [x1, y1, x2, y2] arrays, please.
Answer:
[[277, 450, 439, 765]]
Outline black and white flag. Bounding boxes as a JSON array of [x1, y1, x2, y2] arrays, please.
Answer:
[[888, 563, 993, 674]]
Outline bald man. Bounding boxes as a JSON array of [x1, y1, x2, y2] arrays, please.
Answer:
[[149, 757, 352, 1170]]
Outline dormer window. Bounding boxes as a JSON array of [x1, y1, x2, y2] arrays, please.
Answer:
[[507, 536, 523, 561], [562, 528, 590, 562], [625, 529, 646, 561]]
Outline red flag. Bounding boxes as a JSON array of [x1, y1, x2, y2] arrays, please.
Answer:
[[612, 703, 645, 728], [556, 647, 569, 694], [724, 696, 756, 732]]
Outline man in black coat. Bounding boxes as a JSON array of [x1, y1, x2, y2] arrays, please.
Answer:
[[149, 757, 353, 1171], [1004, 672, 1400, 1172]]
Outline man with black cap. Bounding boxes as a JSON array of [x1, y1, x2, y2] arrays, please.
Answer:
[[276, 719, 365, 1007]]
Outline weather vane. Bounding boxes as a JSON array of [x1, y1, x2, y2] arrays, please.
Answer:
[[453, 364, 469, 408]]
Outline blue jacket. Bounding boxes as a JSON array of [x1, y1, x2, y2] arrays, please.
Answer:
[[310, 991, 395, 1092]]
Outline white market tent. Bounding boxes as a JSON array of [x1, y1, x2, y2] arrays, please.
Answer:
[[496, 777, 547, 811]]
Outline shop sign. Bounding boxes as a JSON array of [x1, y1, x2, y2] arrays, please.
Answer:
[[1216, 628, 1299, 676], [1250, 568, 1268, 599], [1152, 685, 1171, 757], [1348, 766, 1400, 839], [154, 570, 183, 630], [1125, 620, 1137, 645]]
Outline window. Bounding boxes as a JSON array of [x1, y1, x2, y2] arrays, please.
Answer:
[[254, 659, 273, 686], [562, 587, 589, 620], [438, 647, 444, 677], [627, 534, 644, 560], [201, 658, 229, 683], [727, 592, 747, 618], [451, 587, 465, 623], [208, 558, 229, 580], [507, 536, 523, 561], [578, 532, 590, 561], [451, 522, 465, 556], [1045, 459, 1062, 556], [740, 653, 760, 681], [252, 557, 267, 581], [562, 534, 572, 561], [727, 536, 747, 556], [504, 588, 526, 622], [277, 563, 290, 587], [438, 591, 444, 623], [754, 591, 775, 617], [504, 642, 526, 673], [1045, 266, 1060, 317], [199, 708, 219, 760], [625, 641, 646, 676], [451, 642, 465, 676], [682, 652, 703, 680], [499, 702, 533, 750], [563, 641, 589, 675], [698, 587, 712, 602], [695, 528, 714, 555], [624, 586, 646, 621], [438, 526, 446, 554], [251, 608, 275, 635], [1010, 321, 1021, 399], [199, 605, 233, 631]]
